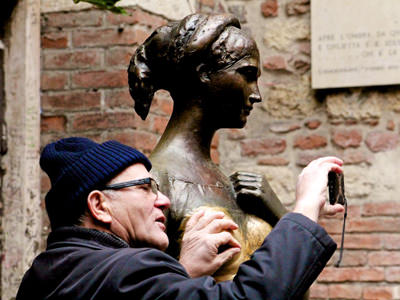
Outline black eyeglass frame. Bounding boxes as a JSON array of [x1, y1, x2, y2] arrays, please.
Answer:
[[100, 177, 159, 195]]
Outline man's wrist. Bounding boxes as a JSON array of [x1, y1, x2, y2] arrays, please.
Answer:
[[293, 202, 319, 223]]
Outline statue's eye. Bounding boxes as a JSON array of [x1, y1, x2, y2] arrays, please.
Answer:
[[238, 67, 258, 82]]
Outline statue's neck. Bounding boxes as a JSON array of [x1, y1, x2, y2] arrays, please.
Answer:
[[151, 99, 217, 162]]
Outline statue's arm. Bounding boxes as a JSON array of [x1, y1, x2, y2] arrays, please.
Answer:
[[229, 171, 287, 226]]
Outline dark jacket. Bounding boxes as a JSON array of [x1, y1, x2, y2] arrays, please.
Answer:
[[16, 213, 336, 300]]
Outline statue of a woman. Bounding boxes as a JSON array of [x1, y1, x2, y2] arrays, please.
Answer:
[[128, 13, 287, 282]]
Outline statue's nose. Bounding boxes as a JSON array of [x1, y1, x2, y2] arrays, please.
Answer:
[[249, 85, 262, 104]]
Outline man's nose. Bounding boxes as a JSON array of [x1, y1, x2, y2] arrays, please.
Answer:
[[155, 191, 170, 210]]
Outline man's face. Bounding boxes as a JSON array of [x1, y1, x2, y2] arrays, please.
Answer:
[[104, 163, 170, 251]]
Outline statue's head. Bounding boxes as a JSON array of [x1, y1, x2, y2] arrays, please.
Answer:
[[128, 13, 261, 128]]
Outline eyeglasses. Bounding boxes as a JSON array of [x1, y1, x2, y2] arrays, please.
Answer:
[[100, 177, 160, 196]]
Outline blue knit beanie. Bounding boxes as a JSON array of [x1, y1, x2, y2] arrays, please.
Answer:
[[40, 137, 152, 229]]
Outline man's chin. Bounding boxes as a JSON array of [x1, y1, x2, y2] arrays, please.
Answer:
[[155, 233, 169, 251]]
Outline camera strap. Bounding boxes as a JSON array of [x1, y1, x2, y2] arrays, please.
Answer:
[[334, 197, 347, 267]]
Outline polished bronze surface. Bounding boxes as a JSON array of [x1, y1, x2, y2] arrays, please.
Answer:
[[128, 13, 289, 282]]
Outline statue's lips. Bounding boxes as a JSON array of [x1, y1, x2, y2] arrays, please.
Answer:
[[242, 106, 253, 116]]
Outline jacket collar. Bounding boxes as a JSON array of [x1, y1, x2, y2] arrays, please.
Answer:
[[47, 226, 129, 250]]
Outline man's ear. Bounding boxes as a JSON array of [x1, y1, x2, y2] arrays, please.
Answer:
[[87, 191, 112, 224]]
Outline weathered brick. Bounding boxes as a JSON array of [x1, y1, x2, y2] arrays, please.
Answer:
[[106, 8, 168, 29], [211, 148, 220, 165], [199, 0, 215, 7], [382, 234, 400, 250], [41, 32, 68, 49], [105, 89, 133, 108], [347, 217, 400, 233], [42, 91, 101, 111], [211, 133, 219, 149], [269, 122, 300, 133], [152, 91, 173, 116], [363, 202, 400, 217], [332, 128, 362, 148], [298, 41, 311, 55], [105, 47, 135, 67], [257, 157, 289, 166], [319, 267, 384, 282], [73, 27, 149, 48], [368, 251, 400, 266], [41, 134, 66, 151], [41, 115, 67, 133], [43, 50, 102, 70], [318, 218, 343, 234], [72, 112, 137, 131], [309, 283, 328, 299], [228, 5, 247, 24], [263, 55, 287, 71], [241, 138, 286, 156], [286, 0, 310, 16], [366, 131, 400, 152], [347, 204, 363, 218], [328, 284, 362, 299], [342, 150, 372, 165], [291, 57, 310, 74], [106, 130, 158, 154], [363, 286, 394, 300], [328, 250, 368, 267], [296, 152, 331, 166], [41, 172, 51, 193], [330, 233, 382, 250], [227, 129, 246, 140], [363, 118, 379, 126], [261, 0, 278, 17], [41, 72, 68, 90], [386, 267, 400, 282], [72, 70, 127, 88], [387, 120, 395, 131], [305, 119, 321, 129], [294, 134, 327, 150], [43, 11, 103, 28]]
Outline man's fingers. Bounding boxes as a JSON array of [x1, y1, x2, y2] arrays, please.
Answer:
[[193, 211, 225, 230], [323, 203, 345, 216], [213, 231, 241, 249], [214, 247, 241, 269], [310, 156, 343, 167], [206, 219, 239, 233], [185, 210, 205, 231]]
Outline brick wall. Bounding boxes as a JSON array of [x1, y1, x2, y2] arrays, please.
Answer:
[[40, 2, 400, 299]]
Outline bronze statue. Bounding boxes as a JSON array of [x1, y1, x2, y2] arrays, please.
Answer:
[[128, 13, 287, 282]]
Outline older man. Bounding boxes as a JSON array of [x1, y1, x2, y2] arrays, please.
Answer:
[[17, 137, 343, 299]]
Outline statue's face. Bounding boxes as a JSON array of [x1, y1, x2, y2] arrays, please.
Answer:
[[204, 44, 261, 128]]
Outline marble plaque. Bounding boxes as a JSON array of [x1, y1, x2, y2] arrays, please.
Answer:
[[312, 0, 400, 89]]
